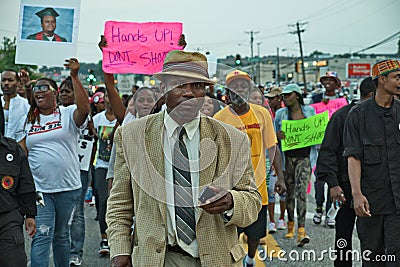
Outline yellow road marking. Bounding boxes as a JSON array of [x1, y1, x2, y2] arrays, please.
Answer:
[[240, 233, 282, 266]]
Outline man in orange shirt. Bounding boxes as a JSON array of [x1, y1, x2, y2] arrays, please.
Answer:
[[214, 70, 286, 267]]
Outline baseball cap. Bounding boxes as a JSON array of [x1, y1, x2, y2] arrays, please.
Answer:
[[91, 92, 105, 104], [265, 86, 282, 98]]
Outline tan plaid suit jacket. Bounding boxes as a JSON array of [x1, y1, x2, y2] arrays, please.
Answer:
[[106, 112, 262, 266]]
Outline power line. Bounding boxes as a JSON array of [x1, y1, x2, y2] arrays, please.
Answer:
[[353, 31, 400, 54]]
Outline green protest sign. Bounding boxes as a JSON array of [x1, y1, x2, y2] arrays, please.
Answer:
[[281, 111, 329, 151]]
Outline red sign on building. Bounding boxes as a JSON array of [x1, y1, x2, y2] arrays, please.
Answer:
[[346, 63, 371, 78]]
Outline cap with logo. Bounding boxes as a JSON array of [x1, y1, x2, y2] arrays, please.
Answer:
[[90, 92, 105, 104], [320, 71, 341, 88]]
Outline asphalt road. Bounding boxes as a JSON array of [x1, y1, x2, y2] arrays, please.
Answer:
[[24, 183, 362, 267]]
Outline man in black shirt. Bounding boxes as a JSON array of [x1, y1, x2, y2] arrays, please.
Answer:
[[317, 77, 375, 267], [343, 59, 400, 266], [0, 99, 37, 266]]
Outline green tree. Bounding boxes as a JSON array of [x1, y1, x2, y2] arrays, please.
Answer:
[[0, 36, 40, 79]]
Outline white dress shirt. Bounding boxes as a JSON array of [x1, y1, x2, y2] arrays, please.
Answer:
[[163, 111, 201, 258]]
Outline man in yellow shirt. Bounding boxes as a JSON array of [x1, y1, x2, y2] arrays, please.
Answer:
[[214, 70, 286, 267]]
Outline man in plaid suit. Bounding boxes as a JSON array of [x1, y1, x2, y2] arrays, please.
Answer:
[[106, 50, 262, 267]]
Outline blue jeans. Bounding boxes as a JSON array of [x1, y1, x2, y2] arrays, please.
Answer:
[[70, 170, 90, 258], [31, 189, 81, 267]]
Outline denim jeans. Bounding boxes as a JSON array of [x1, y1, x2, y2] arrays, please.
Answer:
[[31, 189, 81, 267], [94, 167, 109, 235], [70, 170, 90, 259]]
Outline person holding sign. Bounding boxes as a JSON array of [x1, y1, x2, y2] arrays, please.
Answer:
[[106, 50, 261, 267], [274, 83, 317, 247], [344, 59, 400, 266], [311, 71, 344, 227], [26, 7, 67, 42], [19, 58, 90, 267], [214, 70, 286, 266]]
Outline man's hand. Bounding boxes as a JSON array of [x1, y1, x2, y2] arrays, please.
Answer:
[[98, 35, 107, 51], [108, 178, 114, 191], [64, 58, 80, 77], [330, 186, 346, 207], [111, 255, 132, 267], [19, 69, 34, 88], [178, 34, 186, 49], [352, 192, 371, 217], [276, 130, 285, 141], [274, 176, 287, 195], [322, 98, 329, 104], [25, 218, 36, 238], [198, 185, 233, 214]]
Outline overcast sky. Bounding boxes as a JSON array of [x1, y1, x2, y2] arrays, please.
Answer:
[[1, 0, 399, 63]]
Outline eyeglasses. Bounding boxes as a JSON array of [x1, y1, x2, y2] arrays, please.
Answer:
[[33, 84, 55, 93]]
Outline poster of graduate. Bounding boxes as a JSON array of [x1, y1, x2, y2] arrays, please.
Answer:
[[16, 0, 81, 66]]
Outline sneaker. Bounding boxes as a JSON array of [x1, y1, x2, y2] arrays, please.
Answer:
[[277, 219, 287, 230], [268, 222, 277, 234], [313, 208, 323, 225], [325, 216, 335, 228], [243, 255, 255, 267], [70, 255, 82, 266], [98, 240, 110, 255]]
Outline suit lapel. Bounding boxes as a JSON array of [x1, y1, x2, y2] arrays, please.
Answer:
[[198, 116, 218, 220], [145, 112, 167, 221], [199, 116, 218, 186]]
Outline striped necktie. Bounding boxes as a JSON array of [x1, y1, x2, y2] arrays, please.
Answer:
[[173, 126, 196, 245]]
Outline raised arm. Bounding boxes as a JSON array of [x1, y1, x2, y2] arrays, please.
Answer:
[[98, 35, 126, 123], [64, 58, 90, 127]]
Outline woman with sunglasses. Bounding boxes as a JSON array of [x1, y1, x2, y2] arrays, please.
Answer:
[[20, 58, 90, 267]]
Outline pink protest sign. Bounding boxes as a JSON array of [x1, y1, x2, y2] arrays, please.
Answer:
[[310, 98, 348, 118], [102, 21, 183, 74]]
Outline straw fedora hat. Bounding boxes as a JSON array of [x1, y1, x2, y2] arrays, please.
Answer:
[[153, 50, 215, 84]]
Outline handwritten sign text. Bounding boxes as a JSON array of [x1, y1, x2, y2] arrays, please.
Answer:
[[102, 21, 183, 74], [281, 111, 329, 151]]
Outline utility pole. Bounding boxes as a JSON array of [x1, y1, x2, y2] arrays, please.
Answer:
[[289, 22, 308, 92], [276, 47, 280, 85], [257, 42, 262, 84], [245, 30, 259, 80]]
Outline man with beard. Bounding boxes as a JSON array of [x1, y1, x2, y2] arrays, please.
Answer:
[[1, 70, 30, 143], [106, 51, 262, 267], [214, 70, 286, 267]]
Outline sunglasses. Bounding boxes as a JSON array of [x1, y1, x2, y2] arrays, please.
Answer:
[[33, 84, 56, 93]]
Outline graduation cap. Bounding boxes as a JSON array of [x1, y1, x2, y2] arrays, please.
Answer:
[[35, 7, 59, 18]]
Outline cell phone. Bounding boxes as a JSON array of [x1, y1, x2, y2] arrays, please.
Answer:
[[198, 186, 216, 203]]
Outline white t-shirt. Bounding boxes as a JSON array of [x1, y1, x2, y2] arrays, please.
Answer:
[[25, 105, 83, 193], [92, 110, 116, 169]]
